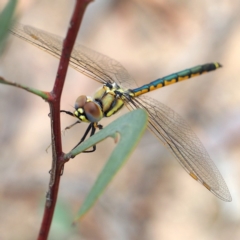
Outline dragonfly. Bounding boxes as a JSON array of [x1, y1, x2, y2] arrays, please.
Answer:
[[10, 23, 232, 202]]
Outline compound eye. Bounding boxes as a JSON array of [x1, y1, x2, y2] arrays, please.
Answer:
[[84, 102, 103, 122], [75, 95, 87, 109]]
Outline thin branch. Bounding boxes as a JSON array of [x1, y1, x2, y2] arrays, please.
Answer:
[[37, 1, 93, 239], [0, 76, 50, 99]]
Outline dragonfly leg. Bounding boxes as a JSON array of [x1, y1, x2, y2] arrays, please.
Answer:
[[60, 110, 103, 153], [64, 120, 81, 130], [81, 123, 103, 152], [71, 123, 96, 153], [83, 124, 97, 153], [97, 124, 103, 130], [60, 110, 74, 117]]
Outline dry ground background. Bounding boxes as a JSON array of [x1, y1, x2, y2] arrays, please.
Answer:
[[0, 0, 240, 239]]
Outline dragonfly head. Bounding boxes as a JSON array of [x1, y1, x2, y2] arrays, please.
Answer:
[[74, 95, 103, 123]]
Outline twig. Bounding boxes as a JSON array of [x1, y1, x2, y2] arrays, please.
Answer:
[[37, 1, 93, 239]]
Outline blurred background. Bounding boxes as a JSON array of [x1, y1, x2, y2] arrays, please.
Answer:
[[0, 0, 240, 239]]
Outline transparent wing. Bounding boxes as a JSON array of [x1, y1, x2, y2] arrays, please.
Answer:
[[125, 95, 231, 201], [10, 23, 137, 89]]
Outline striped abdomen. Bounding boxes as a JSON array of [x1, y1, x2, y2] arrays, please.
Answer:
[[131, 63, 222, 97]]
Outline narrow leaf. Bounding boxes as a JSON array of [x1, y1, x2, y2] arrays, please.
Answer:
[[0, 0, 17, 53], [67, 109, 148, 221]]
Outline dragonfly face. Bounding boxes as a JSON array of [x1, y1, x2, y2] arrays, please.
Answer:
[[10, 24, 232, 201], [74, 95, 103, 123]]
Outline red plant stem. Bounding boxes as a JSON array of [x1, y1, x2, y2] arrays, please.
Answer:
[[37, 1, 92, 239]]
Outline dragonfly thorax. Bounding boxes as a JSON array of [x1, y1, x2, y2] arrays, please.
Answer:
[[93, 83, 125, 118]]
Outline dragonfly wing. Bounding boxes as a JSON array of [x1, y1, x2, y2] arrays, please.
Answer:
[[72, 42, 138, 89], [10, 24, 137, 89], [125, 95, 231, 201]]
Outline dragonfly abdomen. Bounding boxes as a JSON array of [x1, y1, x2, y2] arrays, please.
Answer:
[[131, 62, 222, 97]]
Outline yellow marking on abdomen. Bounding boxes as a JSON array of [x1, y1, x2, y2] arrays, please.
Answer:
[[190, 73, 200, 78], [149, 86, 156, 91], [157, 83, 163, 88], [164, 79, 177, 86], [178, 76, 189, 81], [134, 89, 149, 96], [133, 92, 141, 97], [150, 83, 163, 91], [141, 89, 149, 94]]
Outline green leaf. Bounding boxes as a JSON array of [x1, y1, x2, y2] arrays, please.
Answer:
[[66, 109, 148, 222], [49, 199, 76, 240], [0, 0, 18, 54]]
